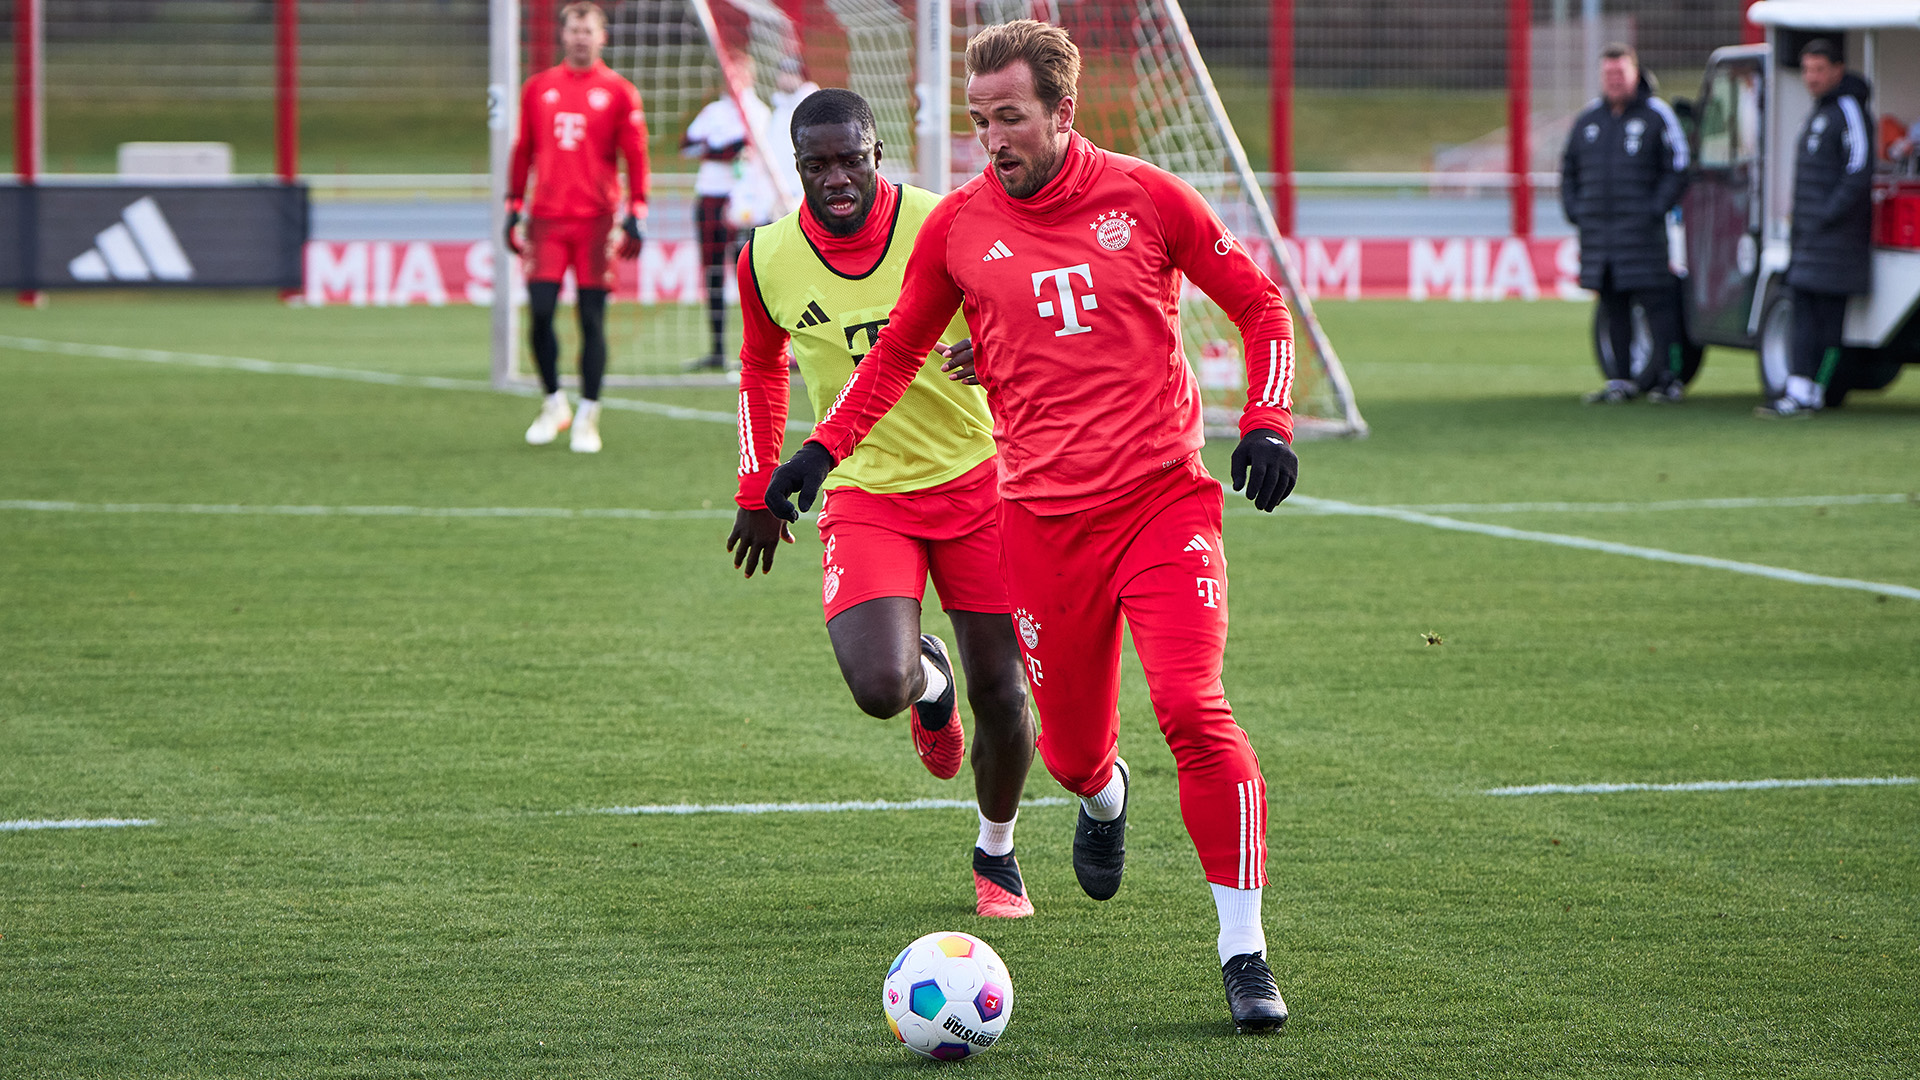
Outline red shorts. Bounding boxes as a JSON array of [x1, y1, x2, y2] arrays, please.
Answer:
[[815, 458, 1010, 623], [998, 453, 1266, 889], [526, 214, 615, 289]]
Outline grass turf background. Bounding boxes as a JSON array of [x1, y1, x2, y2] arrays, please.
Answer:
[[1, 295, 1916, 1078]]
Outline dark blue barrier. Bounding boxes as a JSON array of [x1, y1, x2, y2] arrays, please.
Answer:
[[0, 183, 308, 290]]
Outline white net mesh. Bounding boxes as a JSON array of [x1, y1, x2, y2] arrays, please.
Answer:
[[512, 0, 1363, 430], [958, 0, 1363, 436]]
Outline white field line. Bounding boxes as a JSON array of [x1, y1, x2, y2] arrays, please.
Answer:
[[0, 499, 738, 521], [1285, 494, 1920, 601], [596, 797, 1071, 816], [0, 334, 811, 431], [1486, 776, 1916, 796], [9, 494, 1916, 599], [6, 332, 1912, 599], [1381, 493, 1915, 514], [3, 799, 1075, 834], [1, 817, 157, 832]]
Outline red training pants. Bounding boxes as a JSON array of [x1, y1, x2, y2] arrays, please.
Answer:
[[997, 455, 1267, 890]]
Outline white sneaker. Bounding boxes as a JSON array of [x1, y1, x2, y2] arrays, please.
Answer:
[[525, 392, 572, 446], [570, 400, 602, 453]]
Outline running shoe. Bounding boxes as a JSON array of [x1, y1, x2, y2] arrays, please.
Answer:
[[1221, 952, 1289, 1032], [910, 633, 964, 780], [1581, 383, 1636, 404], [570, 400, 602, 453], [972, 848, 1034, 918], [1071, 757, 1128, 900], [525, 392, 572, 445]]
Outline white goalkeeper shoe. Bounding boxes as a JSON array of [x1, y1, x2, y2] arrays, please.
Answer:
[[570, 399, 602, 453], [525, 392, 572, 446]]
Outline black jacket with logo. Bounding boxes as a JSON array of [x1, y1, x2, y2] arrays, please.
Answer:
[[1560, 75, 1690, 292], [1787, 72, 1875, 296]]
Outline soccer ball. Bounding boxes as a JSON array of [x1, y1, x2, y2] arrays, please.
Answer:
[[881, 931, 1013, 1060]]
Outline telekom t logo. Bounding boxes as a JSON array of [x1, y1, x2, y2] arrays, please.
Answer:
[[1196, 578, 1221, 609], [554, 112, 587, 150], [1032, 263, 1097, 337]]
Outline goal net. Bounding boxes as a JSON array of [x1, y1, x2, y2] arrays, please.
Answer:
[[502, 0, 1365, 437]]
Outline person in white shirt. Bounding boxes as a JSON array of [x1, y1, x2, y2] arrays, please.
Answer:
[[681, 55, 771, 371], [765, 56, 820, 208]]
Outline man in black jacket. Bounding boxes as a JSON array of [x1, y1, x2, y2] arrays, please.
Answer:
[[1759, 38, 1875, 418], [1561, 44, 1690, 404]]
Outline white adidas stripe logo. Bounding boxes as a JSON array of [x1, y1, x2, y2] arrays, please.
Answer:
[[67, 197, 194, 282], [1183, 535, 1213, 552], [982, 239, 1013, 261]]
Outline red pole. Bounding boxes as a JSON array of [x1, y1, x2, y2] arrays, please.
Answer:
[[1742, 0, 1764, 44], [1269, 0, 1294, 237], [275, 0, 298, 183], [16, 0, 42, 305], [1507, 0, 1532, 238], [531, 0, 558, 73], [779, 0, 806, 39]]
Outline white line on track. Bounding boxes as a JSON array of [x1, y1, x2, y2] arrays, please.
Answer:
[[1485, 776, 1916, 796], [1, 817, 157, 832], [1285, 495, 1920, 601], [596, 797, 1072, 816], [0, 334, 811, 431]]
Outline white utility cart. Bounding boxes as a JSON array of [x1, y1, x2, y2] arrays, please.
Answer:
[[1678, 0, 1920, 404]]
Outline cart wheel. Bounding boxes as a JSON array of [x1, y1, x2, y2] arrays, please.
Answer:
[[1757, 291, 1793, 401]]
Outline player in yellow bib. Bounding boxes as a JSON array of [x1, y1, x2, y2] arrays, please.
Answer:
[[727, 90, 1038, 917]]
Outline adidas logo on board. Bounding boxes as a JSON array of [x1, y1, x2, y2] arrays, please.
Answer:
[[67, 197, 194, 282]]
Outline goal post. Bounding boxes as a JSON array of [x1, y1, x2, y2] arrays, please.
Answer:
[[488, 0, 1365, 437], [1153, 0, 1365, 438], [488, 0, 519, 390]]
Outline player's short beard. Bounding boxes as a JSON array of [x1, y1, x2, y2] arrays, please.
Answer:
[[999, 139, 1062, 200], [807, 170, 881, 237]]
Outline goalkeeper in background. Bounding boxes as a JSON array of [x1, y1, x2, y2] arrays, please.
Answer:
[[727, 89, 1038, 919], [505, 1, 648, 453]]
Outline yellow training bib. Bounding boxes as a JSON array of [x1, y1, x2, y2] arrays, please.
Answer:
[[747, 184, 994, 495]]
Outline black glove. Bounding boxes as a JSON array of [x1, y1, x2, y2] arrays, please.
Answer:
[[618, 215, 645, 259], [1230, 428, 1298, 512], [503, 209, 523, 255], [763, 441, 836, 522]]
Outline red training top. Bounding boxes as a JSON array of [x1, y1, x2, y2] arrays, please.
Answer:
[[734, 179, 904, 511], [808, 132, 1294, 515], [508, 61, 650, 221]]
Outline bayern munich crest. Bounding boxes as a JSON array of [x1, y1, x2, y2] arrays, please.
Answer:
[[588, 87, 612, 110], [1014, 608, 1041, 650], [1090, 210, 1138, 252]]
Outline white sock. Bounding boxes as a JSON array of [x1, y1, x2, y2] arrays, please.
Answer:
[[576, 399, 600, 420], [1786, 375, 1820, 408], [976, 811, 1016, 857], [1081, 761, 1126, 822], [545, 390, 568, 407], [916, 654, 949, 705], [1211, 883, 1267, 965]]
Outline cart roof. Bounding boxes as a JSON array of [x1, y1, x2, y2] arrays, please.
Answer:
[[1749, 1, 1920, 30]]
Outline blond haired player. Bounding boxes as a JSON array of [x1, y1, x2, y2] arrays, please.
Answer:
[[765, 23, 1297, 1029]]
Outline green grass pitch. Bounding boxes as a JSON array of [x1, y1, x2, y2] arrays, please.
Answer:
[[2, 294, 1916, 1078]]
